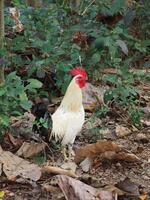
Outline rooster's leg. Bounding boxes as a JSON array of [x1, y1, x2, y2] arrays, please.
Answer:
[[61, 146, 68, 161], [68, 144, 75, 159]]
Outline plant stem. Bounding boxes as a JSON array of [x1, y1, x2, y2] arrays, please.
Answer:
[[81, 0, 95, 16], [0, 0, 5, 85]]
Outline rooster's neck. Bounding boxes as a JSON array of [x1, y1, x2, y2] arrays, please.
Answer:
[[60, 78, 83, 112]]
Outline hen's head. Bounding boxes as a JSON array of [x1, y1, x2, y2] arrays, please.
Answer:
[[69, 67, 87, 88]]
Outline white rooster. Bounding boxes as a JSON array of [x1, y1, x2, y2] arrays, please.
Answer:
[[49, 67, 87, 159]]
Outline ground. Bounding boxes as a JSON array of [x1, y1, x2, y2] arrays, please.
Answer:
[[0, 111, 150, 200]]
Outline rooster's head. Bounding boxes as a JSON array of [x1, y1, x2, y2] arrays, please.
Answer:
[[69, 67, 87, 88]]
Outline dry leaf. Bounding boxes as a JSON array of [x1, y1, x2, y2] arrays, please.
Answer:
[[139, 194, 148, 200], [16, 142, 46, 158], [104, 185, 125, 196], [5, 133, 22, 148], [141, 120, 150, 126], [61, 161, 77, 173], [135, 133, 149, 143], [82, 83, 107, 111], [84, 118, 102, 130], [0, 145, 41, 182], [116, 178, 140, 196], [10, 112, 35, 137], [80, 157, 92, 172], [115, 125, 131, 137], [0, 191, 5, 198], [75, 140, 121, 163], [125, 0, 136, 7], [42, 183, 64, 200], [56, 175, 113, 200], [141, 106, 150, 116], [41, 166, 78, 178], [9, 8, 23, 32], [75, 140, 140, 166]]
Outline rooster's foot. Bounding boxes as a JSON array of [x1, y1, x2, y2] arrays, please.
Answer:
[[61, 145, 75, 161]]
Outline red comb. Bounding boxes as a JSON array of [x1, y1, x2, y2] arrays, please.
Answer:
[[69, 67, 87, 79]]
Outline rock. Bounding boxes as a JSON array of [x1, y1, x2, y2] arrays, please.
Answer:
[[136, 133, 149, 143]]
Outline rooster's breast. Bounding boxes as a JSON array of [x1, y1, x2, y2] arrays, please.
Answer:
[[51, 105, 85, 144]]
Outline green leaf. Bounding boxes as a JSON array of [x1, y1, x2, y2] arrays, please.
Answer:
[[111, 0, 125, 15], [20, 100, 32, 110], [0, 115, 10, 127], [104, 74, 118, 84], [26, 79, 43, 89], [116, 40, 128, 55], [0, 86, 6, 96], [91, 53, 100, 64], [19, 92, 32, 110]]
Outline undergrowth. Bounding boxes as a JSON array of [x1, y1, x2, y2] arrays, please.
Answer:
[[0, 0, 150, 133]]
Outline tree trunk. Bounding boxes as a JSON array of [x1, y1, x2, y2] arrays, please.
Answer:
[[26, 0, 42, 8], [0, 0, 5, 85]]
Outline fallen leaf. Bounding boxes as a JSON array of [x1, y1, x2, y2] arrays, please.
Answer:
[[42, 183, 64, 200], [116, 178, 140, 196], [56, 175, 113, 200], [141, 106, 150, 116], [82, 83, 107, 111], [135, 133, 149, 143], [80, 157, 92, 172], [0, 145, 41, 182], [104, 185, 125, 196], [115, 125, 131, 137], [75, 140, 120, 163], [61, 161, 77, 173], [10, 112, 36, 138], [0, 191, 4, 198], [9, 8, 23, 32], [139, 194, 148, 200], [84, 118, 102, 130], [75, 140, 140, 167], [41, 166, 78, 178], [16, 142, 46, 158], [141, 120, 150, 126], [3, 190, 15, 198], [5, 133, 22, 148]]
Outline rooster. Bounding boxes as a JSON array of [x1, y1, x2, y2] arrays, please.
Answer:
[[49, 67, 87, 159]]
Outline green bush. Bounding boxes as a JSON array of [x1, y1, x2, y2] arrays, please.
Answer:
[[0, 72, 42, 133], [1, 0, 149, 130]]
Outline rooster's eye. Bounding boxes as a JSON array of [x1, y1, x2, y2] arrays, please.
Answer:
[[76, 76, 84, 81]]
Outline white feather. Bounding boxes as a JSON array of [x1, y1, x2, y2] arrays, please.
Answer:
[[51, 105, 85, 145], [50, 76, 85, 145]]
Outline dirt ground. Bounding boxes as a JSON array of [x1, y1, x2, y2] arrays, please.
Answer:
[[0, 112, 150, 200]]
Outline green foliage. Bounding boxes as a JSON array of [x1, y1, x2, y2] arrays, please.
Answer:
[[0, 72, 42, 132], [34, 117, 49, 130], [2, 0, 150, 130], [128, 106, 143, 127]]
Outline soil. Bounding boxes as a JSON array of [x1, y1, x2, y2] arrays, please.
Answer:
[[0, 113, 150, 200]]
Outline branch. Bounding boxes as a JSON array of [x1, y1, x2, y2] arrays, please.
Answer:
[[0, 0, 5, 85]]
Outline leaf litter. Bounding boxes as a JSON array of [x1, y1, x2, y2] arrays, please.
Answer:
[[16, 141, 46, 158], [0, 145, 41, 182], [56, 175, 113, 200], [0, 90, 149, 199], [75, 140, 140, 165]]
